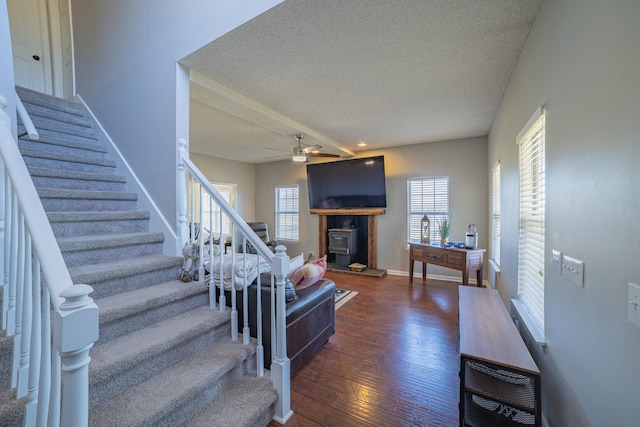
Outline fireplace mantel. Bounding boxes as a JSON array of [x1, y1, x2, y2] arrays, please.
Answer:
[[310, 208, 385, 216], [312, 209, 384, 270]]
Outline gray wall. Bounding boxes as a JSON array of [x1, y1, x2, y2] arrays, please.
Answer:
[[254, 136, 488, 276], [69, 0, 283, 251], [190, 152, 256, 222], [489, 0, 640, 425]]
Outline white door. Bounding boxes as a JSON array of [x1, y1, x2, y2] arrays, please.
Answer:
[[7, 0, 52, 93]]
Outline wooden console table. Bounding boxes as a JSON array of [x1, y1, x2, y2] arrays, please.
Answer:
[[409, 242, 485, 286]]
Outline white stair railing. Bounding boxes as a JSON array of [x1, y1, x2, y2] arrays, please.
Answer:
[[177, 139, 293, 424], [15, 91, 38, 140], [1, 93, 98, 427]]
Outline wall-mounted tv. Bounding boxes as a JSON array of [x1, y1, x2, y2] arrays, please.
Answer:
[[306, 155, 387, 210]]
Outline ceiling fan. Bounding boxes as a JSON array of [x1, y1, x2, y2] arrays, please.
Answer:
[[264, 134, 340, 162]]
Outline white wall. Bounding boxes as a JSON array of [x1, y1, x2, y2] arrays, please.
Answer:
[[69, 0, 283, 251], [489, 0, 640, 425], [255, 136, 488, 275]]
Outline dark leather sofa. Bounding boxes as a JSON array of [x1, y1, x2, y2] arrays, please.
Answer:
[[219, 275, 336, 373]]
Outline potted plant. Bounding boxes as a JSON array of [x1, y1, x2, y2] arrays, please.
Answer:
[[438, 215, 453, 246]]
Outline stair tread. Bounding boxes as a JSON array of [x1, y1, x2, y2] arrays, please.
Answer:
[[96, 280, 208, 325], [29, 166, 125, 182], [58, 231, 165, 249], [20, 146, 116, 167], [19, 126, 99, 144], [69, 254, 182, 281], [16, 86, 85, 116], [48, 210, 150, 222], [90, 306, 230, 378], [38, 188, 137, 200], [24, 110, 93, 128], [181, 375, 277, 427], [89, 338, 264, 426], [18, 132, 107, 153], [17, 102, 91, 126]]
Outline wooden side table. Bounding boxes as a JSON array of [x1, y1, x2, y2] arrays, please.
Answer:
[[409, 242, 485, 286], [458, 286, 541, 426]]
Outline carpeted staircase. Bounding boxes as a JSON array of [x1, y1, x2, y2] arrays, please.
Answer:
[[0, 86, 277, 426]]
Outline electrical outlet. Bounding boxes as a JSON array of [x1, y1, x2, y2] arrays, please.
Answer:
[[629, 283, 640, 329], [551, 250, 562, 275], [562, 255, 584, 287]]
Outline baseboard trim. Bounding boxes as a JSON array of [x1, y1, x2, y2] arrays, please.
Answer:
[[387, 269, 489, 287]]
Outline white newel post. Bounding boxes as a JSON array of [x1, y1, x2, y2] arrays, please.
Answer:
[[53, 284, 98, 427], [177, 138, 189, 253], [270, 246, 293, 424]]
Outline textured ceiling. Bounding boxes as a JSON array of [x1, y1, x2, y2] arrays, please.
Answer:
[[182, 0, 542, 164]]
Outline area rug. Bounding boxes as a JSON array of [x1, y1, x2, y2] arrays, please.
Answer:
[[335, 288, 358, 310]]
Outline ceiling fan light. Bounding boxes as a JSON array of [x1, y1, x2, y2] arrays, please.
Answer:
[[292, 154, 307, 162]]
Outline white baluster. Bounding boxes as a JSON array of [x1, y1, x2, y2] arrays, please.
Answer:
[[217, 213, 225, 311], [256, 266, 264, 376], [24, 255, 41, 425], [7, 192, 18, 336], [12, 211, 25, 388], [208, 196, 215, 308], [37, 283, 52, 427], [177, 139, 189, 252], [53, 284, 98, 427], [2, 170, 11, 330], [198, 186, 205, 282], [242, 249, 249, 345], [17, 229, 33, 398]]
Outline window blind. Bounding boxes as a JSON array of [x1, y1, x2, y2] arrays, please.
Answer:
[[275, 185, 299, 241], [518, 109, 546, 334], [407, 177, 449, 243], [491, 162, 501, 266]]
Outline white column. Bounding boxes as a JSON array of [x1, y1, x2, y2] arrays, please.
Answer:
[[270, 246, 292, 424], [53, 284, 98, 427]]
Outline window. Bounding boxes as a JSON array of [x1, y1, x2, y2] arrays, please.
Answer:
[[517, 107, 546, 337], [275, 185, 299, 241], [200, 183, 235, 237], [491, 161, 501, 267], [407, 177, 449, 243]]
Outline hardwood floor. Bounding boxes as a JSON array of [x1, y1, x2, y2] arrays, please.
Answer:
[[269, 272, 461, 427]]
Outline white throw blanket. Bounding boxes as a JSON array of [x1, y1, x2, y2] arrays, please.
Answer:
[[206, 253, 271, 291]]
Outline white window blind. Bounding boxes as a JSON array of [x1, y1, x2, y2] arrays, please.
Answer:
[[407, 177, 449, 243], [518, 108, 546, 335], [491, 161, 501, 266], [275, 185, 299, 241]]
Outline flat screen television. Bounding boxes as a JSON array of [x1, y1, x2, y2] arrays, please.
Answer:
[[306, 155, 387, 209]]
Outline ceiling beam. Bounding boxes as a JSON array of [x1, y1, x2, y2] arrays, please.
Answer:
[[190, 70, 355, 157]]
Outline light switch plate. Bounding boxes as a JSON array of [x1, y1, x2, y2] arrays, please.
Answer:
[[552, 250, 563, 275], [629, 283, 640, 329], [562, 255, 584, 287]]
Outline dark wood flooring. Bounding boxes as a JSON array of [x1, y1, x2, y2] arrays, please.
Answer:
[[269, 272, 461, 427]]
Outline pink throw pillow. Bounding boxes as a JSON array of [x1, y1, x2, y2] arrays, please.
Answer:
[[291, 260, 325, 289], [309, 255, 327, 275]]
